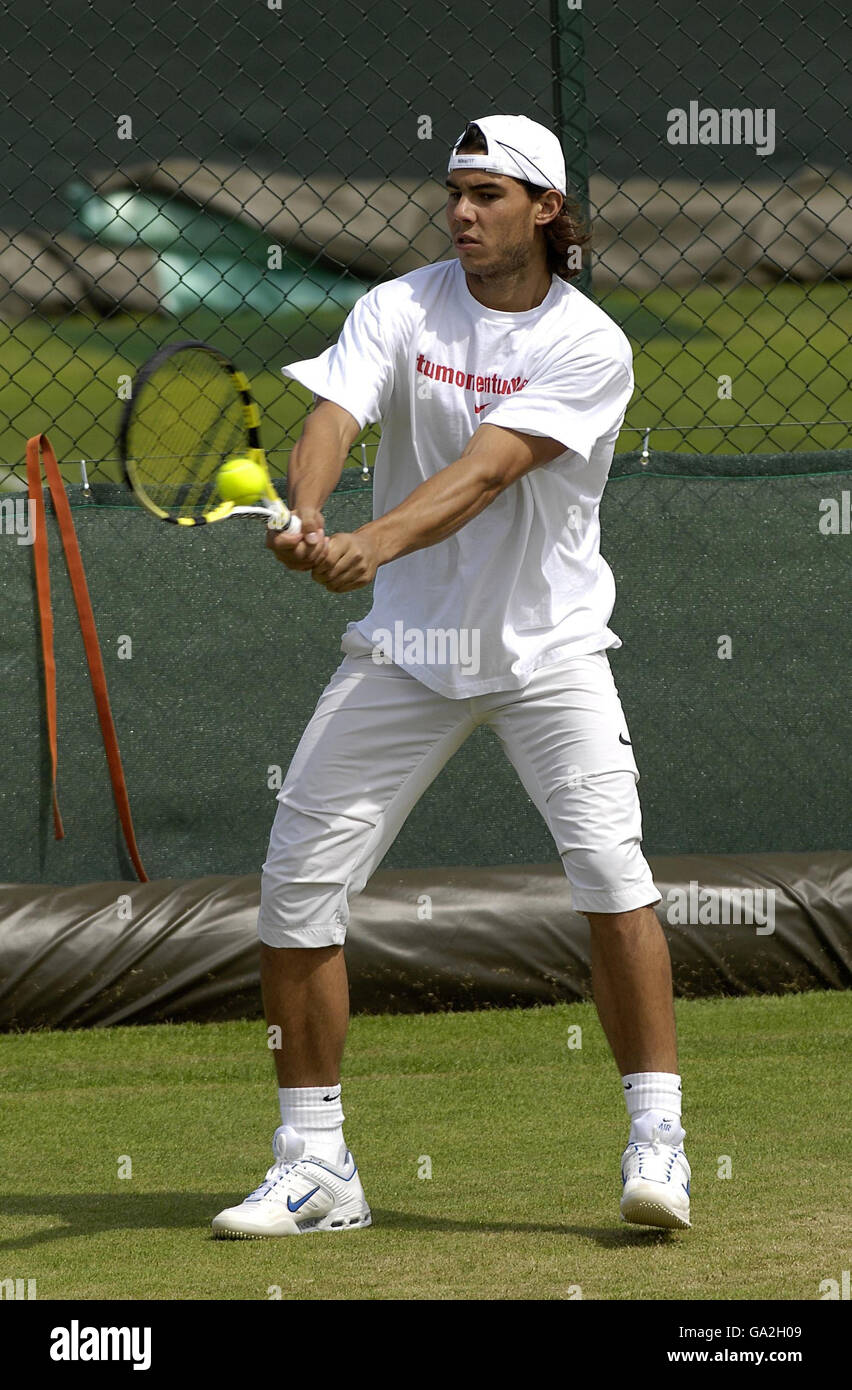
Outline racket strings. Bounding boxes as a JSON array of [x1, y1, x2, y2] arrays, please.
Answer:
[[126, 350, 246, 517]]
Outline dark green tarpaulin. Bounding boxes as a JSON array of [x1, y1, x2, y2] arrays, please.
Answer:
[[2, 454, 850, 885]]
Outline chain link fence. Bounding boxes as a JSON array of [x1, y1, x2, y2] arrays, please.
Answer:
[[0, 0, 850, 487]]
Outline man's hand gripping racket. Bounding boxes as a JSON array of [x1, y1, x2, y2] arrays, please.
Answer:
[[265, 505, 330, 571]]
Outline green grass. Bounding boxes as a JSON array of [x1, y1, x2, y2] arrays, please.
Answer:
[[0, 305, 363, 487], [1, 991, 847, 1300], [603, 282, 852, 455], [1, 281, 850, 487]]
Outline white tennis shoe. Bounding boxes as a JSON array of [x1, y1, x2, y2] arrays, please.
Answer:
[[620, 1132, 691, 1230], [212, 1124, 372, 1239]]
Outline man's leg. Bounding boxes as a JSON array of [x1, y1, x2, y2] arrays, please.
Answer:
[[586, 905, 677, 1075], [586, 907, 690, 1224], [587, 906, 689, 1228], [260, 944, 349, 1087], [485, 652, 690, 1227], [212, 648, 479, 1238], [258, 652, 476, 1121]]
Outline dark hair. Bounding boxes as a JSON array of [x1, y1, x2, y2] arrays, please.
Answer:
[[453, 121, 589, 281]]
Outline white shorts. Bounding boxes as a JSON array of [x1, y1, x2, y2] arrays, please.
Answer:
[[258, 646, 661, 948]]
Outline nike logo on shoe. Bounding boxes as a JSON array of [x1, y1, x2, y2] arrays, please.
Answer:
[[619, 734, 632, 745], [287, 1186, 320, 1212]]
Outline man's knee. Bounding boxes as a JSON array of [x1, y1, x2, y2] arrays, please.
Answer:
[[258, 866, 350, 949], [260, 941, 343, 973]]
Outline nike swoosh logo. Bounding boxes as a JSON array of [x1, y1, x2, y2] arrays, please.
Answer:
[[623, 1082, 633, 1089], [323, 1092, 340, 1102], [618, 734, 632, 745], [474, 402, 491, 413], [287, 1185, 320, 1212]]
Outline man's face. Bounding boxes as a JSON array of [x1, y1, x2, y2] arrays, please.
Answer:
[[445, 170, 560, 278]]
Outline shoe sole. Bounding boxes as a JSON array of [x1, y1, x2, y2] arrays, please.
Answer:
[[212, 1210, 372, 1240], [620, 1196, 691, 1230]]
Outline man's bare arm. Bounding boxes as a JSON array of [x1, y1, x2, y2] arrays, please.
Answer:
[[287, 397, 362, 514], [267, 397, 362, 569], [311, 423, 566, 592], [369, 424, 565, 561]]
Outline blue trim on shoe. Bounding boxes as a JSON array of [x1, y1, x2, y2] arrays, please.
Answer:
[[287, 1186, 320, 1212]]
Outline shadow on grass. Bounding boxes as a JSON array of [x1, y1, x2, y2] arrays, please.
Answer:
[[1, 1193, 225, 1250], [1, 1195, 682, 1250], [370, 1210, 681, 1247]]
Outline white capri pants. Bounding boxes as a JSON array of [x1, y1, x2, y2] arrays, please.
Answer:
[[258, 645, 661, 948]]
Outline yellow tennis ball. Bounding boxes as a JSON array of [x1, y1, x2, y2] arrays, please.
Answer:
[[216, 457, 267, 504]]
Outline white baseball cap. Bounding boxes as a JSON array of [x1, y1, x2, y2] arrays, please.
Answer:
[[448, 115, 567, 196]]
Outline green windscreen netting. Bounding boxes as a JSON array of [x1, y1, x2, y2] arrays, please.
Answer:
[[2, 451, 849, 885], [0, 0, 849, 882]]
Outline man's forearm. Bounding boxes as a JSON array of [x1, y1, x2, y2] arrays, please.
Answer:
[[287, 410, 353, 514], [305, 423, 564, 591], [360, 454, 500, 566]]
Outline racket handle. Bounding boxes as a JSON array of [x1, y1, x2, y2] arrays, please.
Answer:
[[268, 509, 302, 535]]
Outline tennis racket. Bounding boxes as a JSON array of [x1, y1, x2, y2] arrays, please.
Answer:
[[117, 339, 301, 532]]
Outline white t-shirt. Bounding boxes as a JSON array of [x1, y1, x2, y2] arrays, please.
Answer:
[[281, 258, 633, 698]]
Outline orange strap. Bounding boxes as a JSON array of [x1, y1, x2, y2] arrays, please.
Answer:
[[26, 434, 148, 882]]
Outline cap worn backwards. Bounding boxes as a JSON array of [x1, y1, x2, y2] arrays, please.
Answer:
[[448, 115, 567, 196]]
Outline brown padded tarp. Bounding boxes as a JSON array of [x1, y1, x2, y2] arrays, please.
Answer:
[[0, 852, 849, 1029], [3, 165, 849, 317], [92, 163, 852, 289]]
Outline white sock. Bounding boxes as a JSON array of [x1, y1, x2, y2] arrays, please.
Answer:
[[622, 1071, 686, 1147], [278, 1085, 346, 1165]]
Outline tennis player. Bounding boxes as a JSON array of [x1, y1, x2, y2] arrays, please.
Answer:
[[212, 116, 691, 1239]]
